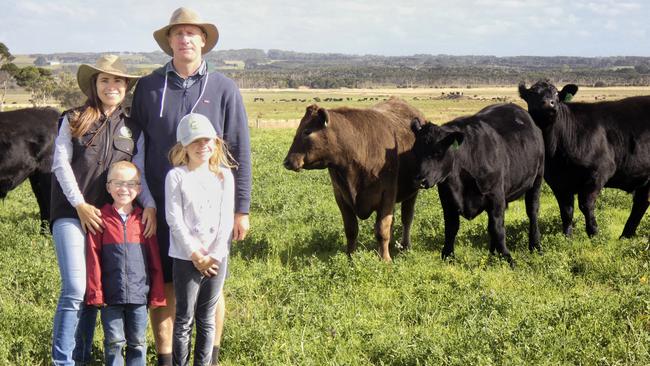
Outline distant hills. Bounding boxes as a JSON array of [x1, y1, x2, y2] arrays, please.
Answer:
[[23, 49, 650, 88]]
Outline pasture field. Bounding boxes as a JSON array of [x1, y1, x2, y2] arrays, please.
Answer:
[[1, 126, 649, 365], [241, 86, 650, 126], [4, 85, 650, 117]]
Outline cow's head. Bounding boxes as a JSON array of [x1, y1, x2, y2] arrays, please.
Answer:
[[410, 118, 464, 189], [519, 80, 578, 127], [283, 104, 334, 171]]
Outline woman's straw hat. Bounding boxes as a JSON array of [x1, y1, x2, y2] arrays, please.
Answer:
[[76, 54, 141, 98]]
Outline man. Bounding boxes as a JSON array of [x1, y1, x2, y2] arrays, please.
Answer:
[[131, 7, 251, 366]]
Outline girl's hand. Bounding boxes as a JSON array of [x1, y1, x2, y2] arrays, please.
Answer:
[[75, 203, 104, 234], [142, 207, 157, 238], [191, 252, 219, 275], [191, 251, 212, 271], [202, 263, 219, 277], [197, 256, 217, 272]]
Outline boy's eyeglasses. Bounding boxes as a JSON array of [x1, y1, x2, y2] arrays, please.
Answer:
[[109, 180, 141, 189]]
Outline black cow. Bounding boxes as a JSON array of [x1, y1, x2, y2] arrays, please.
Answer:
[[519, 80, 650, 238], [0, 107, 59, 232], [411, 103, 545, 264]]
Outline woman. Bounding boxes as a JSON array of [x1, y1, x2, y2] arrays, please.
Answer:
[[50, 54, 156, 365]]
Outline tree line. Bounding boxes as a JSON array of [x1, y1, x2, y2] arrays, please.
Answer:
[[4, 44, 650, 109]]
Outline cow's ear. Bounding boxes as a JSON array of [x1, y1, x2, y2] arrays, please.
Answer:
[[518, 82, 529, 101], [439, 131, 464, 152], [305, 104, 319, 115], [317, 107, 329, 128], [303, 104, 320, 120], [411, 117, 424, 133], [559, 84, 579, 103]]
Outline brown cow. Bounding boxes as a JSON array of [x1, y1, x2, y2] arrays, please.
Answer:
[[283, 97, 426, 261]]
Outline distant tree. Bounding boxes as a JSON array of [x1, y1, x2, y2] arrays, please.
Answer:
[[13, 66, 56, 106], [33, 56, 48, 66], [634, 64, 650, 74], [0, 42, 15, 111], [52, 71, 86, 109], [0, 43, 13, 65]]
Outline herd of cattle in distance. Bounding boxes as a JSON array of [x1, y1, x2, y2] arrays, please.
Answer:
[[1, 80, 648, 265]]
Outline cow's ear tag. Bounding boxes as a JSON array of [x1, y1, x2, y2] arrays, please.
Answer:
[[563, 93, 573, 102], [451, 140, 460, 150]]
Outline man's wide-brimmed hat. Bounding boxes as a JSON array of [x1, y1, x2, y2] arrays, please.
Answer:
[[76, 55, 141, 98], [153, 7, 219, 56]]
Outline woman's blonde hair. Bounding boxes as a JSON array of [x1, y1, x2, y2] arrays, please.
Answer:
[[168, 137, 236, 174], [68, 73, 129, 138]]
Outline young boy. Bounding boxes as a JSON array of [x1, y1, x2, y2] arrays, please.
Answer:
[[85, 161, 166, 366]]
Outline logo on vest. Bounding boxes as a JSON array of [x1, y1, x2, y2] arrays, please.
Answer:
[[119, 126, 132, 138]]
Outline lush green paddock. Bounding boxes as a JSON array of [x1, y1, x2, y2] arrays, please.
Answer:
[[1, 128, 649, 365], [240, 86, 650, 124]]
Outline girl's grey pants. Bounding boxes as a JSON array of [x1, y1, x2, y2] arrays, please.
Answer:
[[172, 257, 227, 366]]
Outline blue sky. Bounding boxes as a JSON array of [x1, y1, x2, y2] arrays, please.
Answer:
[[2, 0, 649, 56]]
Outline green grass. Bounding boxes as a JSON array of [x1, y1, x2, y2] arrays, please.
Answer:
[[1, 128, 648, 365]]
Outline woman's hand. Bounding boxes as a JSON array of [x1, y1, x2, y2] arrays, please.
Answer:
[[142, 207, 157, 238], [75, 203, 104, 234]]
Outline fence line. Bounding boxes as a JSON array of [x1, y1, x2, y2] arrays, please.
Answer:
[[249, 118, 301, 129]]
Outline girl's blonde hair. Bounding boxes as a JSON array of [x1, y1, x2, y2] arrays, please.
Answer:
[[68, 73, 130, 138], [168, 137, 236, 174]]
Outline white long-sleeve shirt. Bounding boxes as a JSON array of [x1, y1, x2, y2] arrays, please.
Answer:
[[165, 165, 235, 262], [51, 115, 85, 207]]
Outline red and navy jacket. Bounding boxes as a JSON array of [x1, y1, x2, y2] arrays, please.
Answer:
[[86, 204, 166, 307]]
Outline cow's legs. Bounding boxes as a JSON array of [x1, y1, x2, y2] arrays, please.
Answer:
[[440, 200, 460, 260], [554, 190, 575, 237], [399, 193, 418, 250], [487, 197, 513, 265], [374, 207, 394, 262], [525, 175, 543, 252], [333, 192, 359, 256], [578, 189, 600, 237], [29, 172, 51, 233], [621, 184, 650, 238]]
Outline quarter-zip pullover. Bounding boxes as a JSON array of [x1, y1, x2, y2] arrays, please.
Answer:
[[131, 63, 251, 215]]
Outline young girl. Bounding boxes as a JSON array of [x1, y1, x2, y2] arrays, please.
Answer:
[[164, 113, 235, 366]]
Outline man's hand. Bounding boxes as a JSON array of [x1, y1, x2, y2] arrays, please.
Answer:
[[233, 213, 250, 241], [142, 207, 157, 238]]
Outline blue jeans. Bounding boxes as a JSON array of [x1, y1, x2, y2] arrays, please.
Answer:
[[101, 304, 148, 366], [51, 218, 98, 365]]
